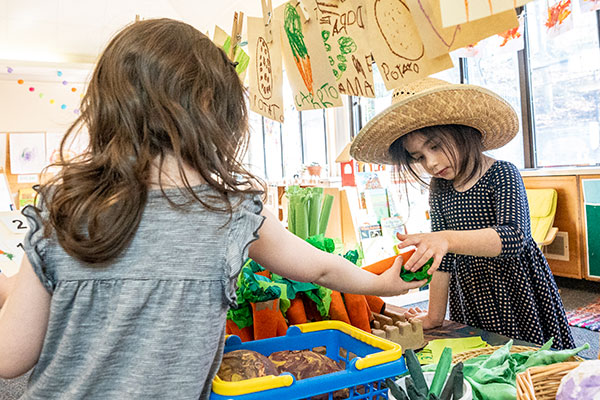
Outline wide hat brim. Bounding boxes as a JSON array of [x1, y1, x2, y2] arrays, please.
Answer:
[[350, 80, 519, 165]]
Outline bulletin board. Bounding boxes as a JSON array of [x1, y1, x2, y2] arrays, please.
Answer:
[[582, 178, 600, 279]]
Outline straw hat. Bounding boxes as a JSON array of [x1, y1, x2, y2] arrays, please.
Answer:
[[349, 78, 519, 165]]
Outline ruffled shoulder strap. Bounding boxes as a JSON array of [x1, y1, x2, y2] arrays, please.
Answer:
[[223, 193, 265, 307], [21, 204, 54, 293]]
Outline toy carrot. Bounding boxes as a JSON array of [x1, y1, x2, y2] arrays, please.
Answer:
[[284, 3, 313, 94], [361, 249, 415, 275], [285, 297, 308, 325], [329, 290, 351, 324], [226, 319, 254, 342], [343, 293, 371, 333], [364, 295, 385, 314], [251, 299, 288, 340]]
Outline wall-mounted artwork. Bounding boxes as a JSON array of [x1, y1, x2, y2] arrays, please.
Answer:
[[361, 0, 453, 90], [248, 16, 286, 123], [546, 0, 573, 38], [317, 0, 376, 97], [275, 0, 343, 111], [9, 132, 47, 174], [580, 0, 600, 12], [405, 0, 519, 59], [440, 0, 533, 27]]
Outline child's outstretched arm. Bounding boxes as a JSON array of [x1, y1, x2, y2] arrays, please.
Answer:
[[249, 209, 426, 297], [0, 273, 15, 308], [0, 257, 51, 379], [404, 271, 449, 329]]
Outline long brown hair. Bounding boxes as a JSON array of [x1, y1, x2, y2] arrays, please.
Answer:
[[40, 18, 264, 264], [388, 124, 485, 192]]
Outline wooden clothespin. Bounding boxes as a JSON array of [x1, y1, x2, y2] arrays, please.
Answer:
[[296, 0, 311, 22], [261, 0, 273, 43], [228, 11, 244, 61]]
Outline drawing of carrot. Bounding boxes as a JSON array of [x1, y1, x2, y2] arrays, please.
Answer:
[[284, 3, 314, 94], [0, 249, 14, 260]]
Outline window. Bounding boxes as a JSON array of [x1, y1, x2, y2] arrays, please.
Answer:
[[247, 110, 266, 179], [301, 109, 328, 167], [263, 118, 283, 181], [527, 3, 600, 167], [465, 50, 524, 168]]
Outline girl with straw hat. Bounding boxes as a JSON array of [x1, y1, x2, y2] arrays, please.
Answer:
[[350, 78, 575, 350]]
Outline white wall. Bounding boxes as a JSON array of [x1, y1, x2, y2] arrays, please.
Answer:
[[0, 80, 86, 133]]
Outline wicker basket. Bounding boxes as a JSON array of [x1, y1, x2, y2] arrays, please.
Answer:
[[452, 345, 541, 364], [515, 361, 582, 400]]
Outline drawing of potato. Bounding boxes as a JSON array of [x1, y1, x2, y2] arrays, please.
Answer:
[[256, 36, 273, 100], [374, 0, 424, 61]]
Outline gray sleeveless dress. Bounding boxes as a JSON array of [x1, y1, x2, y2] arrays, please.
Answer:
[[20, 186, 264, 399]]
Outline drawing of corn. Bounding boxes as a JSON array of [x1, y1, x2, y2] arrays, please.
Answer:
[[284, 3, 314, 94]]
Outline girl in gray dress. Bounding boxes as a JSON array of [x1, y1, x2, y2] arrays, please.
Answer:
[[0, 19, 425, 399]]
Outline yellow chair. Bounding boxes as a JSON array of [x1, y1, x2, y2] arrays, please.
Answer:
[[526, 188, 559, 249]]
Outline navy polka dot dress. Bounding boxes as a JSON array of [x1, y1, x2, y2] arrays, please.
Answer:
[[431, 160, 575, 350]]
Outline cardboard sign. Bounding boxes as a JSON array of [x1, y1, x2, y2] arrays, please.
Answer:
[[316, 0, 376, 97], [275, 0, 343, 110], [0, 210, 28, 277], [361, 0, 453, 90], [248, 17, 286, 123], [405, 0, 519, 59], [440, 0, 533, 27]]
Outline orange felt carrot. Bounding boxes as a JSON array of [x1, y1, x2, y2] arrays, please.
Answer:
[[226, 319, 254, 342], [365, 295, 385, 314], [286, 297, 308, 325], [252, 299, 288, 340], [343, 293, 372, 333], [329, 290, 351, 324], [361, 249, 416, 275]]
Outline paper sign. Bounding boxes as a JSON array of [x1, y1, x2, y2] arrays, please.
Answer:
[[248, 17, 286, 123], [546, 0, 573, 39], [213, 26, 251, 83], [0, 211, 28, 277], [275, 0, 343, 110], [316, 0, 376, 97], [405, 0, 519, 59], [440, 0, 533, 27], [9, 132, 47, 175], [361, 0, 453, 90]]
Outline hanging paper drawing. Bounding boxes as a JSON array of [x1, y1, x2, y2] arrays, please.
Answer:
[[9, 132, 47, 174], [275, 0, 342, 110], [284, 3, 314, 94], [247, 16, 285, 122], [405, 0, 519, 59], [317, 0, 376, 97], [545, 0, 573, 38], [440, 0, 534, 27]]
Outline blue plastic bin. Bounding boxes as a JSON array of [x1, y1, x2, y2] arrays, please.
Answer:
[[211, 321, 408, 400]]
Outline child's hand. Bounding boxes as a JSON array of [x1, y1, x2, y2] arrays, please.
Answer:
[[396, 231, 449, 274], [404, 306, 440, 330], [378, 255, 427, 296]]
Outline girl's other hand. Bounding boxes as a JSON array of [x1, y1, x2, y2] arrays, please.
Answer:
[[404, 306, 440, 330], [396, 231, 449, 274]]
